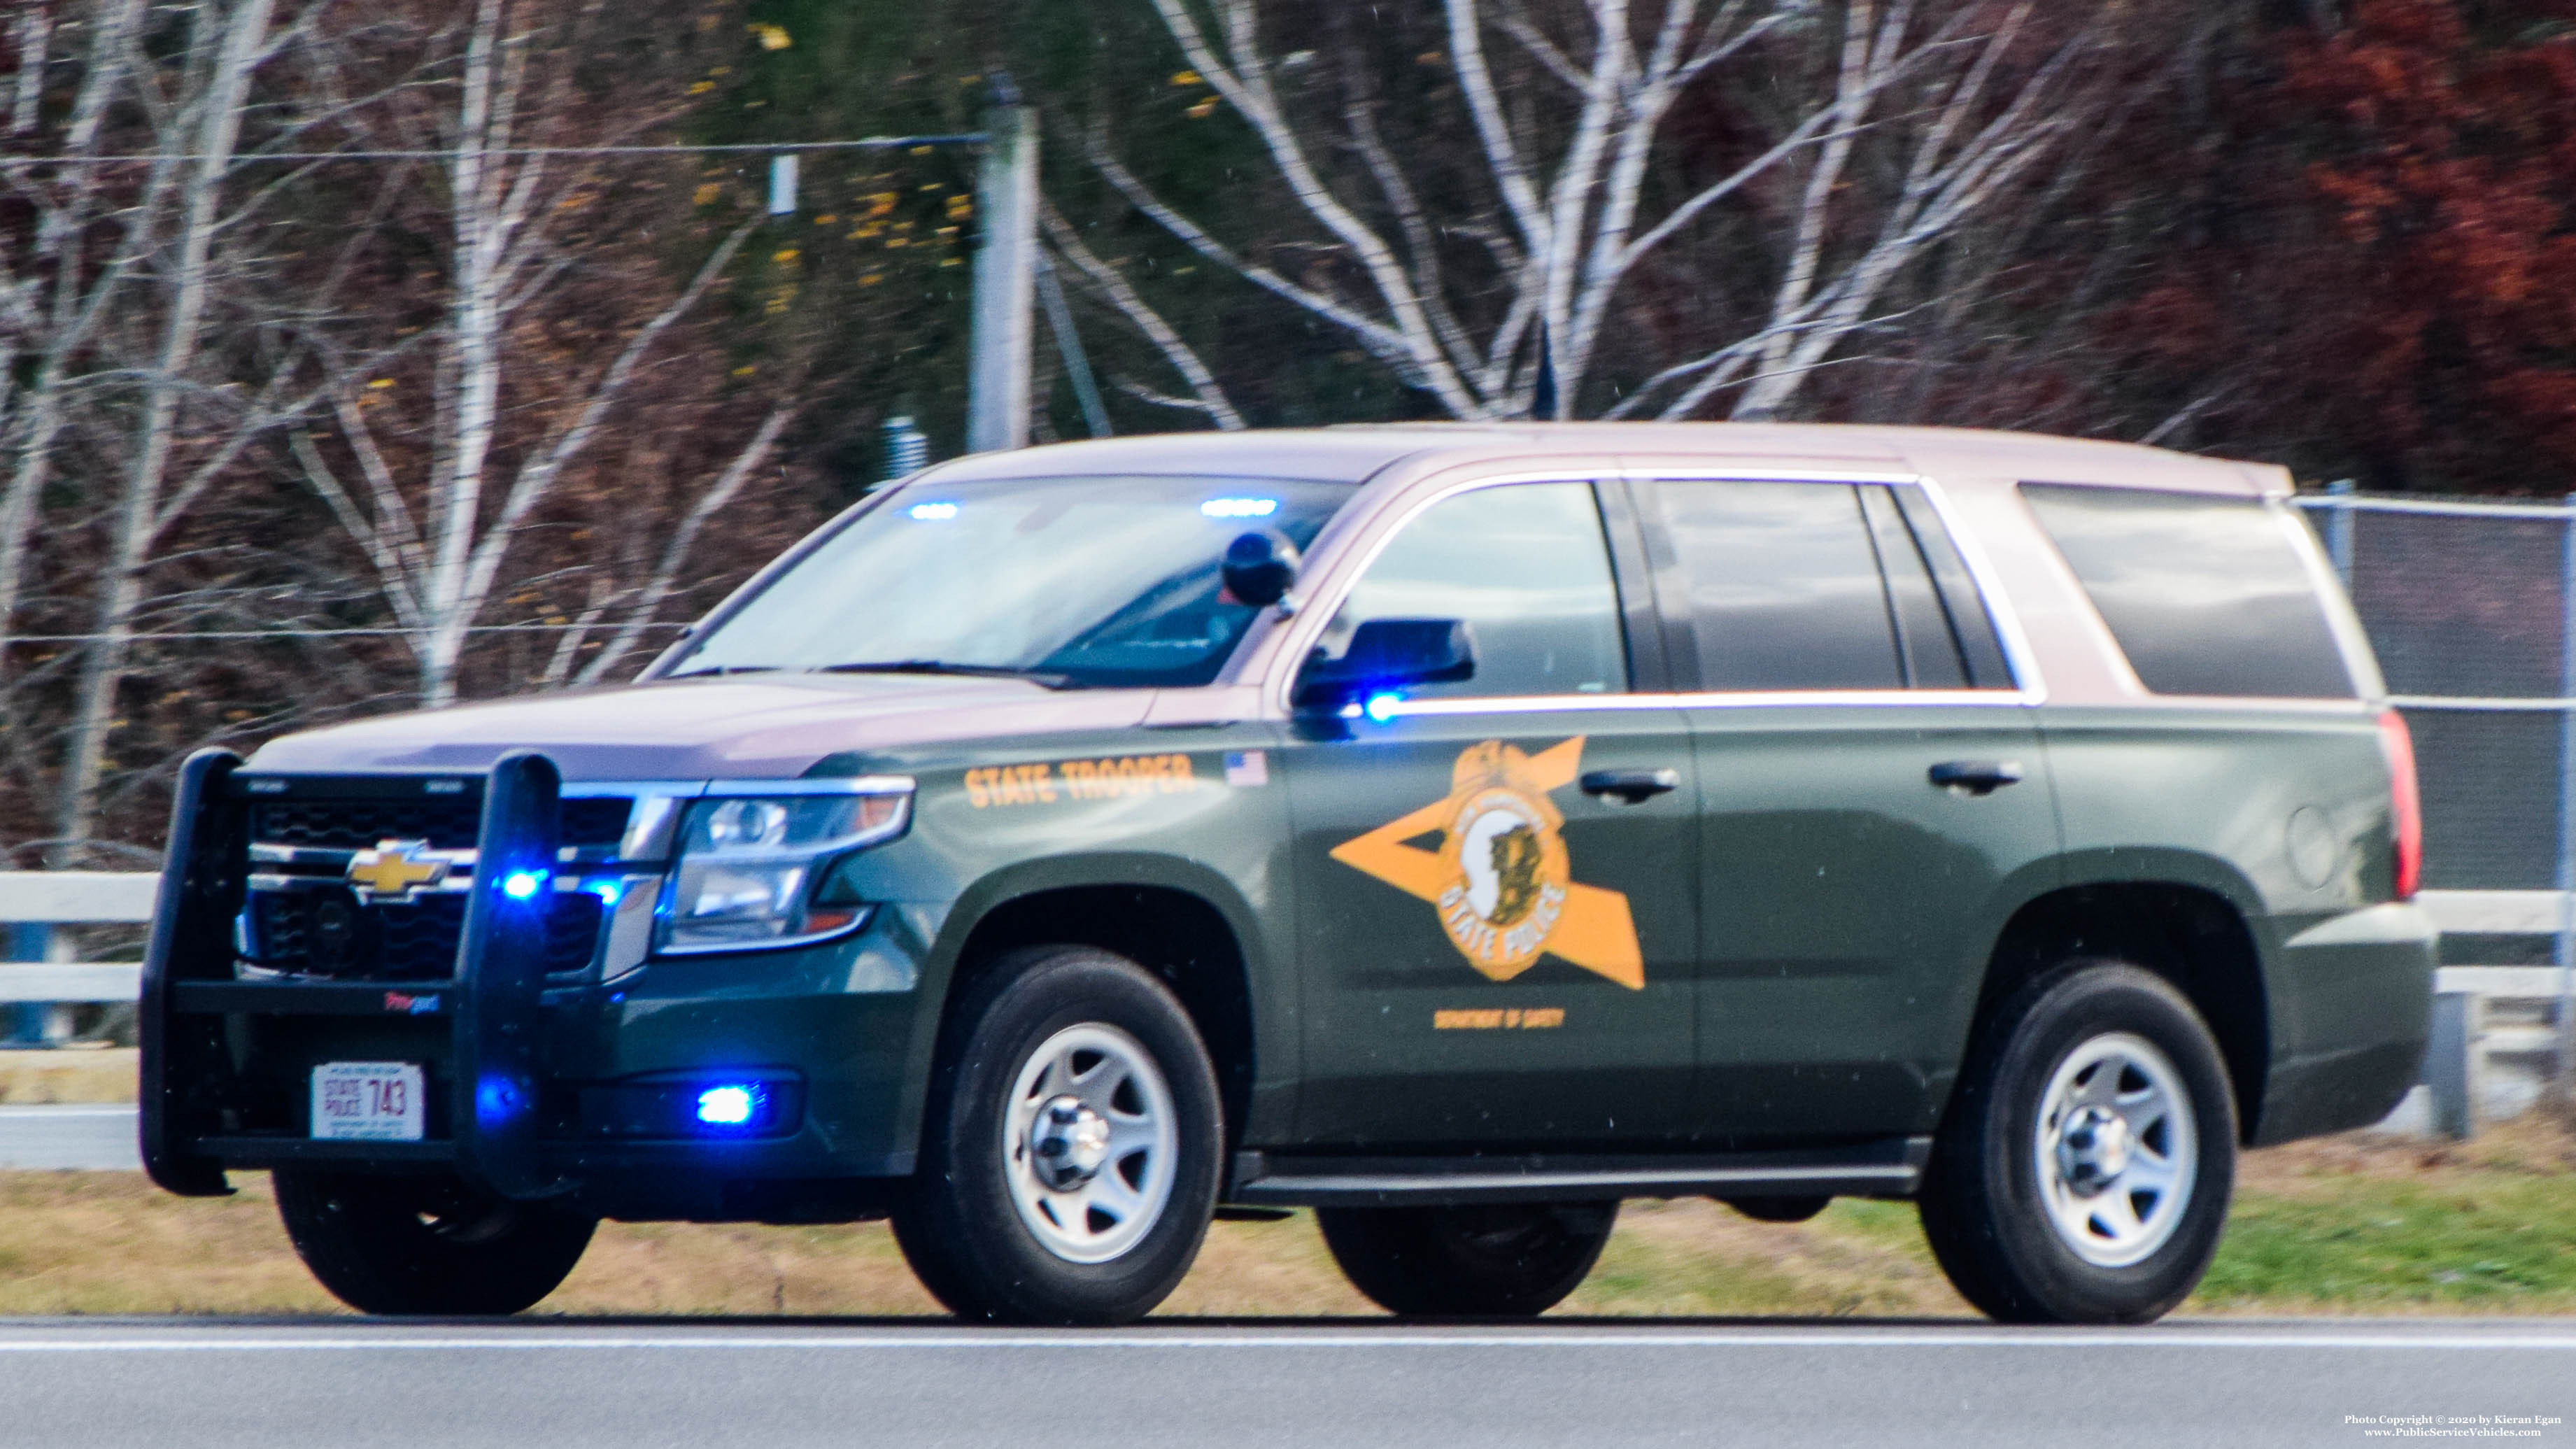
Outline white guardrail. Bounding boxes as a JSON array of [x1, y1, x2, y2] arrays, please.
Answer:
[[0, 875, 2564, 1130], [0, 872, 154, 1004]]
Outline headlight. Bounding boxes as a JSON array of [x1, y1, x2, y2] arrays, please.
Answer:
[[656, 783, 911, 954]]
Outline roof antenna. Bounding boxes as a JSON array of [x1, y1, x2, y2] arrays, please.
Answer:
[[1529, 322, 1557, 420]]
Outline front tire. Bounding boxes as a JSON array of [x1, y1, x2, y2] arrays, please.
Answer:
[[893, 946, 1222, 1325], [273, 1171, 595, 1315], [1917, 961, 2237, 1324], [1317, 1202, 1618, 1318]]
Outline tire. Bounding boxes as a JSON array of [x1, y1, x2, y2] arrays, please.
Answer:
[[1317, 1201, 1618, 1318], [893, 945, 1222, 1325], [272, 1171, 595, 1315], [1918, 961, 2237, 1324]]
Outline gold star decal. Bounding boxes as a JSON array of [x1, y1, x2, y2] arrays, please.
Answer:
[[1329, 737, 1645, 990]]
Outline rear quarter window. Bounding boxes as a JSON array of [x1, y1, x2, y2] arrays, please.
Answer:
[[2020, 483, 2356, 699]]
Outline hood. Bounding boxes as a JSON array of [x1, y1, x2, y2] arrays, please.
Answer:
[[244, 674, 1161, 781]]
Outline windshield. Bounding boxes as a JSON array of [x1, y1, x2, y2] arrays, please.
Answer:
[[668, 474, 1355, 689]]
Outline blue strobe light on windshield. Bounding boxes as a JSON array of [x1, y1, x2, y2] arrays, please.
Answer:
[[1201, 497, 1279, 518]]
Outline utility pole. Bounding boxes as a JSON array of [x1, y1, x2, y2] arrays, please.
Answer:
[[965, 103, 1038, 453]]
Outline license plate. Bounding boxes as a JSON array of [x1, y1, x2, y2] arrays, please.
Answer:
[[311, 1061, 425, 1141]]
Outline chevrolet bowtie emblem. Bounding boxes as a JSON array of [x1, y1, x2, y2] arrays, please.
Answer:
[[346, 839, 451, 902]]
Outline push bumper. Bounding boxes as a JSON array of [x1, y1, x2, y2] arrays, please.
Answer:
[[141, 749, 925, 1217]]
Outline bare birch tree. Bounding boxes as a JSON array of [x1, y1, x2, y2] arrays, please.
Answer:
[[1080, 0, 2104, 422], [34, 0, 379, 855], [289, 0, 774, 708]]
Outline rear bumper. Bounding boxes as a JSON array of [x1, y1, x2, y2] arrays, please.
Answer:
[[2252, 900, 2437, 1146]]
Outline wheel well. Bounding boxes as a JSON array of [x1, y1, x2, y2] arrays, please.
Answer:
[[949, 886, 1255, 1150], [1977, 884, 2270, 1143]]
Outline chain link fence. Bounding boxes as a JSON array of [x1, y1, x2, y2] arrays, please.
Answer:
[[2296, 488, 2576, 1119], [2295, 490, 2575, 894]]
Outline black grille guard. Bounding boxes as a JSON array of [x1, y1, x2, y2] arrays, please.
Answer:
[[141, 749, 571, 1201]]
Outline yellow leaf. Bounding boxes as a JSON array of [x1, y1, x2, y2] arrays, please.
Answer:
[[772, 248, 800, 263], [1170, 69, 1203, 86], [733, 365, 758, 376], [687, 80, 715, 94], [1186, 97, 1219, 119], [813, 213, 837, 225], [940, 257, 962, 267], [367, 378, 395, 390], [693, 183, 722, 206], [749, 22, 791, 50]]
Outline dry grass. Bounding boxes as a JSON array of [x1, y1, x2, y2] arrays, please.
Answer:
[[0, 1117, 2561, 1320], [0, 1049, 136, 1105]]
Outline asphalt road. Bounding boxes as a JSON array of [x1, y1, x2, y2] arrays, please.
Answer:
[[0, 1104, 138, 1170], [0, 1319, 2565, 1448]]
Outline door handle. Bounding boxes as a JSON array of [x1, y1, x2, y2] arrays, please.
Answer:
[[1928, 759, 2024, 796], [1579, 768, 1681, 805]]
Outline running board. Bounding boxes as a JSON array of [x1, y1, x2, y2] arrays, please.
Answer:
[[1226, 1136, 1931, 1208]]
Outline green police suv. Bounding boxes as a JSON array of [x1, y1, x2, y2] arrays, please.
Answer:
[[141, 423, 2433, 1325]]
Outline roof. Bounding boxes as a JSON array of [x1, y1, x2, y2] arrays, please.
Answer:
[[915, 422, 2281, 497]]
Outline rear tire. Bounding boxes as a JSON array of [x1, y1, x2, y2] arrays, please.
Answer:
[[1317, 1201, 1618, 1318], [893, 946, 1222, 1325], [1917, 961, 2237, 1324], [273, 1171, 595, 1315]]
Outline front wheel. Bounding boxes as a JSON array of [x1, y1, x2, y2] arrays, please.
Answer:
[[1317, 1201, 1618, 1318], [273, 1171, 596, 1315], [1917, 961, 2237, 1324], [893, 946, 1223, 1325]]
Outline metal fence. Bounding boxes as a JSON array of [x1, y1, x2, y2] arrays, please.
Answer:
[[2300, 488, 2576, 893], [2297, 488, 2576, 1119]]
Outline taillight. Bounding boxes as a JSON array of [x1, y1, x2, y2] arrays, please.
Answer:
[[2377, 709, 2421, 900]]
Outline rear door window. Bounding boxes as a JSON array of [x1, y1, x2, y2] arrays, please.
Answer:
[[2021, 483, 2355, 699], [1652, 479, 2009, 692]]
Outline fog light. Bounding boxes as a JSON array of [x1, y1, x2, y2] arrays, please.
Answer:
[[500, 869, 546, 900], [695, 1084, 760, 1126]]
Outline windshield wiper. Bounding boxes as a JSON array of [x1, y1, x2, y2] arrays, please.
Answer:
[[815, 660, 1071, 688], [664, 664, 785, 679]]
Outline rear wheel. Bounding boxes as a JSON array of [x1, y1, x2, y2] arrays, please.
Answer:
[[1917, 961, 2237, 1324], [273, 1171, 595, 1315], [1317, 1201, 1618, 1318], [893, 946, 1222, 1325]]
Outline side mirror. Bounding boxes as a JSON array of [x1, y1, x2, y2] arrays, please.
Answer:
[[1295, 618, 1476, 711], [1220, 530, 1299, 609]]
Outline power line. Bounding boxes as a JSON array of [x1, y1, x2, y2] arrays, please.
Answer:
[[5, 136, 986, 166]]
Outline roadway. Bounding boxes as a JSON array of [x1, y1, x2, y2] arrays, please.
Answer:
[[0, 1318, 2565, 1448]]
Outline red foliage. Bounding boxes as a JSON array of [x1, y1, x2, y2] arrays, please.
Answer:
[[2211, 1, 2576, 491]]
